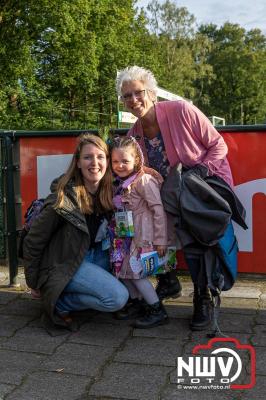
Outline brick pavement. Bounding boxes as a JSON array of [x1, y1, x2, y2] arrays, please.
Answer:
[[0, 268, 266, 400]]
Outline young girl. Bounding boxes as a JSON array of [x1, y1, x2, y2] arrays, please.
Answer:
[[109, 136, 169, 329]]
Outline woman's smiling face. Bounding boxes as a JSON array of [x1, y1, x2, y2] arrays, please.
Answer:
[[121, 80, 154, 119], [78, 143, 108, 191]]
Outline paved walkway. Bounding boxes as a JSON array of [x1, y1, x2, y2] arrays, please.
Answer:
[[0, 267, 265, 400]]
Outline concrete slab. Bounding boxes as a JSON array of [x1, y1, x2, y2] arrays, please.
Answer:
[[5, 371, 90, 400], [241, 375, 266, 400], [1, 327, 69, 354], [133, 318, 190, 340], [221, 286, 261, 298], [215, 313, 255, 333], [245, 345, 266, 376], [0, 349, 47, 385], [0, 298, 42, 318], [68, 322, 131, 348], [40, 343, 114, 377], [0, 272, 266, 399], [0, 315, 31, 337], [184, 332, 252, 355], [114, 337, 180, 366], [255, 309, 266, 324], [219, 298, 258, 309], [89, 362, 172, 400], [0, 292, 20, 305], [251, 325, 266, 346], [0, 383, 16, 399]]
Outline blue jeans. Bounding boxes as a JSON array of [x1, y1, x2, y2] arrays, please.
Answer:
[[56, 244, 129, 314]]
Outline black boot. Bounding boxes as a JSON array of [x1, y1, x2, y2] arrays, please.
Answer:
[[132, 301, 169, 329], [190, 285, 212, 331], [156, 270, 182, 301], [114, 298, 145, 320]]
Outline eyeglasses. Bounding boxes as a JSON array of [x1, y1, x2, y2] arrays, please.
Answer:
[[120, 89, 146, 102]]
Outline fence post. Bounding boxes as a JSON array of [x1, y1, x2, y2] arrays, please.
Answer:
[[3, 134, 18, 286]]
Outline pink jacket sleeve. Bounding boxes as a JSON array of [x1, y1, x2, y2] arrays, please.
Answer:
[[135, 174, 168, 246]]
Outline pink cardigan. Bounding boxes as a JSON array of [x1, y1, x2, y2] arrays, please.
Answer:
[[128, 100, 234, 187]]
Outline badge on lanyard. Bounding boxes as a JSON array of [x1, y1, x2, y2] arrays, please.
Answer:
[[115, 209, 134, 237]]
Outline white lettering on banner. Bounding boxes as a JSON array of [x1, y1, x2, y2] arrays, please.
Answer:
[[233, 178, 266, 252]]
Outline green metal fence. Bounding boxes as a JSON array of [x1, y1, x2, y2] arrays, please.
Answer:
[[0, 139, 6, 259], [0, 129, 97, 285]]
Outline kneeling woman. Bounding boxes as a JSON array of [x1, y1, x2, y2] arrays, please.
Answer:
[[23, 133, 129, 329]]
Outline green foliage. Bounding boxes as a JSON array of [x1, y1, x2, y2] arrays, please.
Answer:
[[0, 0, 265, 129], [197, 23, 266, 124]]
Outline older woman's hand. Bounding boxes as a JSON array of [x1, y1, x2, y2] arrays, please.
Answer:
[[154, 245, 167, 257]]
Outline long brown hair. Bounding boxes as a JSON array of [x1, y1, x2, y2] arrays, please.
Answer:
[[54, 133, 113, 213]]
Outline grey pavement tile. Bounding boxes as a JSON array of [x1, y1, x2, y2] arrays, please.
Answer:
[[250, 325, 266, 346], [241, 375, 266, 399], [1, 327, 68, 354], [161, 384, 240, 400], [68, 322, 131, 347], [184, 333, 252, 360], [0, 298, 42, 318], [0, 383, 16, 398], [0, 349, 47, 385], [132, 318, 190, 340], [220, 298, 258, 309], [250, 346, 266, 375], [163, 305, 192, 320], [220, 307, 256, 315], [89, 362, 171, 400], [221, 286, 261, 299], [28, 317, 73, 337], [0, 315, 31, 337], [167, 296, 193, 305], [5, 371, 90, 400], [215, 314, 255, 334], [28, 314, 75, 337], [90, 311, 132, 326], [0, 292, 20, 305], [41, 342, 114, 377], [114, 337, 181, 366], [255, 309, 266, 324]]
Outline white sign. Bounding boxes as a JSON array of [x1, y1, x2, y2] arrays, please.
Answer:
[[118, 111, 137, 124], [157, 87, 184, 101], [37, 154, 73, 198]]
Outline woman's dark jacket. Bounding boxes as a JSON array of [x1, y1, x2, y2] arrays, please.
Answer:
[[23, 183, 92, 326]]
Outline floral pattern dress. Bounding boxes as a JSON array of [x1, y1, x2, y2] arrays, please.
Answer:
[[144, 132, 170, 179]]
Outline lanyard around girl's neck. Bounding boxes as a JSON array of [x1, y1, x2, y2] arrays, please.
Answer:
[[113, 173, 138, 196]]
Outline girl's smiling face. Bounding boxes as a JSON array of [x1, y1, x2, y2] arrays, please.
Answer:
[[111, 147, 136, 178]]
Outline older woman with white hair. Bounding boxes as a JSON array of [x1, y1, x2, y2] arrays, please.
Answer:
[[116, 65, 234, 331]]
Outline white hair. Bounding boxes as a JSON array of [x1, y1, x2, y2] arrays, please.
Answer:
[[116, 66, 158, 99]]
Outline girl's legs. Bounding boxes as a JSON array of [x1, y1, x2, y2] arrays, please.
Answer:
[[56, 246, 128, 315], [121, 279, 141, 300], [132, 278, 159, 305], [128, 278, 168, 328], [114, 278, 160, 321]]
